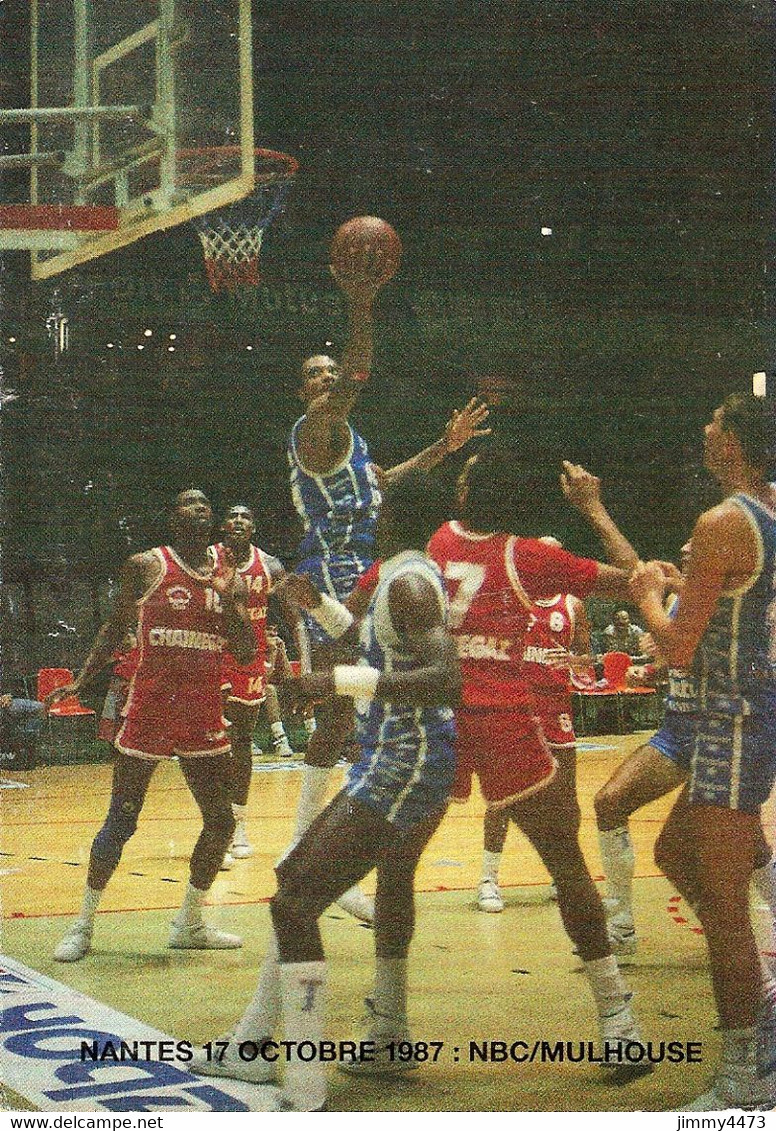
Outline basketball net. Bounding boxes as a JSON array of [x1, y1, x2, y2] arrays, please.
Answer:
[[194, 219, 266, 292], [183, 148, 298, 293]]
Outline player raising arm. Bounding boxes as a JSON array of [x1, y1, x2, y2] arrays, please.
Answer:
[[286, 220, 488, 922], [629, 393, 776, 1110]]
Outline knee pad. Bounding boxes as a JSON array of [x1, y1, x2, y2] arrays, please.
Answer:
[[98, 797, 142, 848]]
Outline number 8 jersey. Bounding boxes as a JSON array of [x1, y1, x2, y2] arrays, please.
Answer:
[[427, 521, 599, 711]]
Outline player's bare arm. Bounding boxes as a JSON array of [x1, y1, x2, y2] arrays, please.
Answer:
[[380, 398, 491, 486], [560, 461, 639, 571], [46, 552, 159, 705], [297, 300, 375, 472], [278, 572, 362, 649], [212, 546, 256, 666], [287, 573, 460, 708], [629, 502, 758, 668]]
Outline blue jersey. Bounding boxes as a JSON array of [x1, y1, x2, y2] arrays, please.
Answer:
[[664, 594, 699, 714], [689, 492, 776, 716], [346, 551, 456, 829], [288, 416, 382, 576]]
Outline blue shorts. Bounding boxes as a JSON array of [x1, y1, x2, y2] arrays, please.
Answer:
[[346, 731, 456, 831], [648, 711, 696, 773], [649, 709, 776, 813], [296, 553, 373, 647]]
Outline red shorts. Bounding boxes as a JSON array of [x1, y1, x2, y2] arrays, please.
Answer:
[[454, 709, 557, 808], [221, 658, 266, 706], [116, 675, 230, 760], [532, 692, 577, 748]]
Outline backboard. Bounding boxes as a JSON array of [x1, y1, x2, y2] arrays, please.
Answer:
[[0, 0, 254, 279]]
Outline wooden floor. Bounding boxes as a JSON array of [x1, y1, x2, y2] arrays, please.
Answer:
[[3, 730, 773, 1112]]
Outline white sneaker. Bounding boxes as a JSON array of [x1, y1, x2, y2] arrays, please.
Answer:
[[54, 919, 92, 962], [477, 879, 504, 913], [272, 737, 294, 759], [335, 887, 374, 924], [231, 822, 254, 859], [682, 1065, 774, 1111], [339, 999, 418, 1077], [251, 744, 264, 758], [219, 851, 235, 871], [169, 923, 242, 950], [190, 1035, 277, 1085], [600, 997, 653, 1085]]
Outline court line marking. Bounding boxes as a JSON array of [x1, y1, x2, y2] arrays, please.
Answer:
[[0, 956, 279, 1112]]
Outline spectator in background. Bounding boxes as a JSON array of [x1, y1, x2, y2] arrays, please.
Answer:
[[602, 609, 645, 657], [0, 694, 46, 770]]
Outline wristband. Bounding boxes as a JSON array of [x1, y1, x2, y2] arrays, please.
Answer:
[[333, 664, 380, 700], [351, 370, 369, 383], [308, 594, 354, 639]]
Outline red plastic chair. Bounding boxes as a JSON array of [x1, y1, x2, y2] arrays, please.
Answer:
[[36, 668, 96, 718], [602, 652, 659, 731], [601, 651, 632, 690]]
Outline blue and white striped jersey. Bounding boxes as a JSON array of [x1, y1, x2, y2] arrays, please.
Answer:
[[690, 491, 776, 715], [288, 416, 382, 570], [346, 550, 456, 829]]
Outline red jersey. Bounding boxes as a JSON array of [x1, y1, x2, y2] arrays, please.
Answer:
[[213, 543, 273, 705], [117, 546, 229, 758], [521, 595, 577, 696], [426, 521, 598, 710], [213, 543, 272, 663]]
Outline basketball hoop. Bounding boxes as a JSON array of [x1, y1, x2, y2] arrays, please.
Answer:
[[179, 147, 298, 293]]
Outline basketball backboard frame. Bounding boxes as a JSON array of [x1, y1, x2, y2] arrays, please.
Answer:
[[0, 0, 255, 279]]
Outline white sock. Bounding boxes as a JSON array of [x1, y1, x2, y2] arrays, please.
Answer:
[[372, 958, 408, 1032], [753, 857, 776, 914], [482, 850, 501, 884], [292, 765, 332, 843], [721, 1026, 758, 1069], [279, 961, 327, 1111], [583, 955, 631, 1019], [175, 882, 205, 928], [234, 932, 280, 1042], [271, 722, 286, 740], [752, 886, 776, 974], [598, 825, 635, 922], [304, 716, 317, 737], [79, 886, 102, 926]]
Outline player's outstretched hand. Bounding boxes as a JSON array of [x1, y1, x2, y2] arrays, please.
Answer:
[[444, 398, 491, 453], [330, 248, 385, 303], [560, 461, 602, 513], [629, 560, 669, 603], [544, 647, 596, 672], [281, 672, 333, 712], [654, 560, 683, 590], [212, 546, 238, 600]]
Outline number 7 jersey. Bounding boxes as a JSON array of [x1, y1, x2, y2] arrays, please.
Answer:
[[427, 520, 599, 710]]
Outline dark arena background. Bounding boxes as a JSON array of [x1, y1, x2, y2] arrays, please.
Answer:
[[0, 2, 773, 678]]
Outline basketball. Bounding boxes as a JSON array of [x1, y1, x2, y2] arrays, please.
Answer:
[[330, 215, 402, 293]]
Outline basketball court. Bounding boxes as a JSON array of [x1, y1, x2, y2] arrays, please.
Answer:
[[6, 730, 766, 1113]]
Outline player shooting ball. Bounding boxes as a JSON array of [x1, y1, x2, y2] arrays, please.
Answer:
[[285, 215, 490, 923]]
